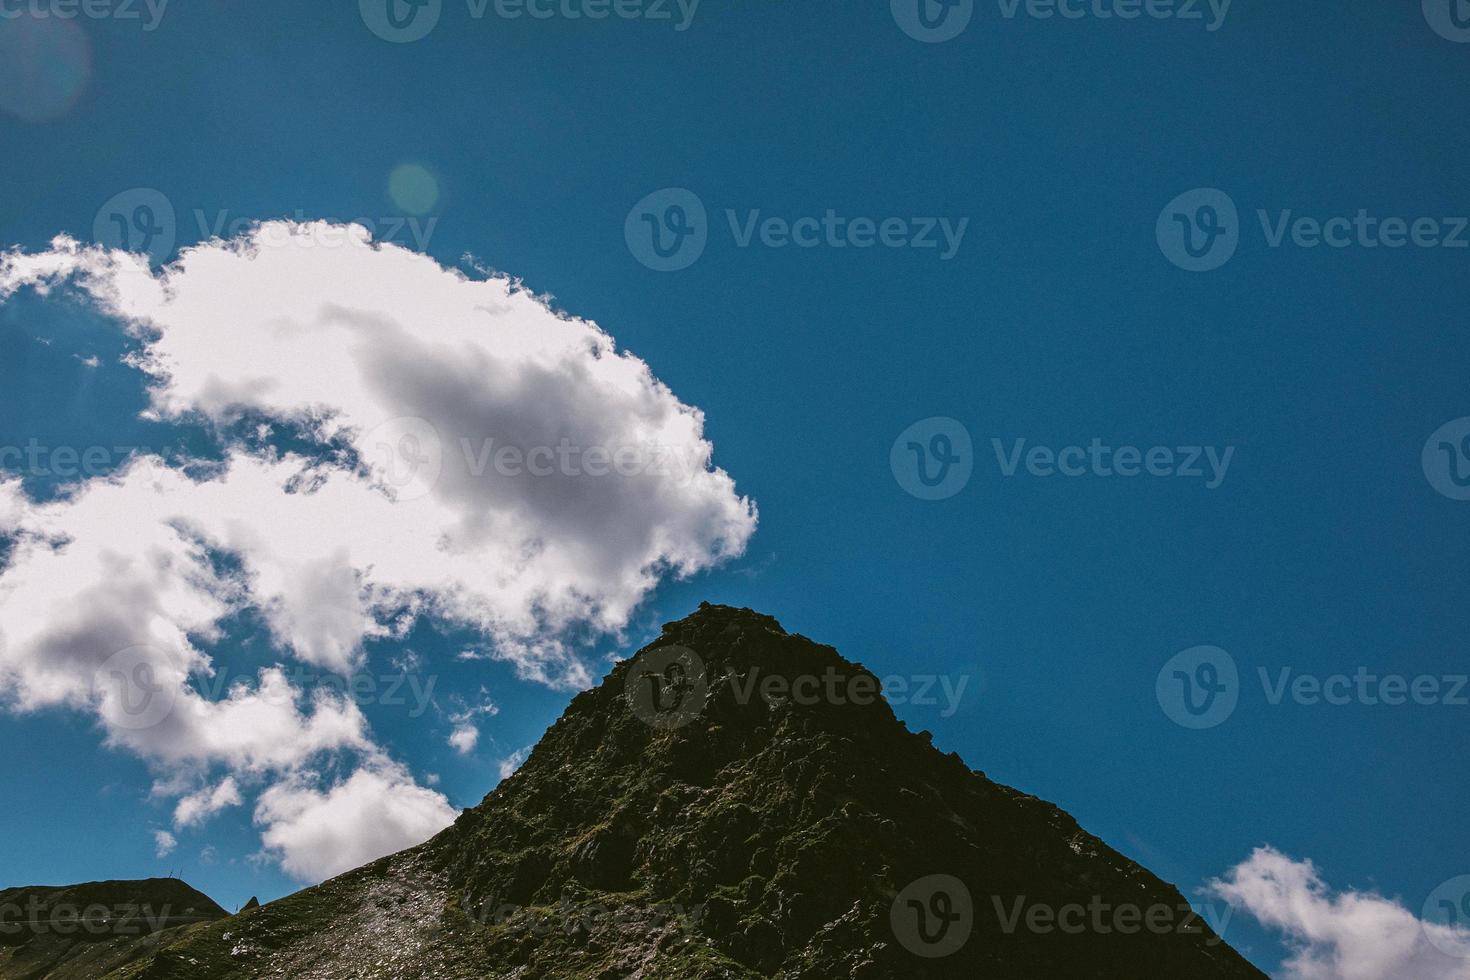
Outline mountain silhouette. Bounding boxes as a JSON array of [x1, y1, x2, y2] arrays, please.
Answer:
[[0, 878, 226, 979], [37, 604, 1265, 978]]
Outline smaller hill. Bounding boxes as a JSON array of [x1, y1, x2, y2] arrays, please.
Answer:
[[0, 878, 228, 980]]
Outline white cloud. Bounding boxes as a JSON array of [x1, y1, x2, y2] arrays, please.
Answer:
[[1208, 847, 1470, 980], [153, 830, 177, 858], [254, 762, 458, 882], [446, 687, 496, 755], [0, 222, 754, 883], [0, 225, 755, 683], [497, 746, 531, 781], [173, 777, 244, 829], [448, 724, 479, 755]]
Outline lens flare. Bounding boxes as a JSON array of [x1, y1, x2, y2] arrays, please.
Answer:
[[387, 164, 440, 216], [0, 15, 93, 123]]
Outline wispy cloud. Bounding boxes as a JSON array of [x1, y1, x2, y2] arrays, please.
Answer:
[[1208, 847, 1470, 980]]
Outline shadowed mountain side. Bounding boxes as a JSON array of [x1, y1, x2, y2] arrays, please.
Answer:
[[0, 879, 227, 980], [111, 604, 1267, 979]]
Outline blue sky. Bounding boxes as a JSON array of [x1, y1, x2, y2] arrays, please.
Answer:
[[2, 2, 1469, 976]]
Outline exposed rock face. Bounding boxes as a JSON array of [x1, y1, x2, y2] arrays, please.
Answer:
[[113, 604, 1266, 978], [0, 878, 227, 980]]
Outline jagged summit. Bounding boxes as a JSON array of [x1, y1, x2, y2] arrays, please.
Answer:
[[103, 604, 1264, 979]]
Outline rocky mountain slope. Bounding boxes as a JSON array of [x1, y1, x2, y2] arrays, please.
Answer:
[[0, 878, 226, 980], [105, 603, 1263, 978]]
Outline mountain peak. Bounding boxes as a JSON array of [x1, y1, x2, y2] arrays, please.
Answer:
[[110, 605, 1266, 979]]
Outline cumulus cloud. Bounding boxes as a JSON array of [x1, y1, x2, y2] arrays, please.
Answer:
[[0, 222, 755, 881], [173, 777, 244, 829], [153, 830, 177, 858], [254, 762, 458, 882], [1208, 847, 1470, 980], [448, 725, 479, 755], [0, 224, 756, 682]]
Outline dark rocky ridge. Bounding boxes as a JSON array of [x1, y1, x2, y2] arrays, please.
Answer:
[[0, 879, 227, 980], [112, 603, 1266, 978]]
